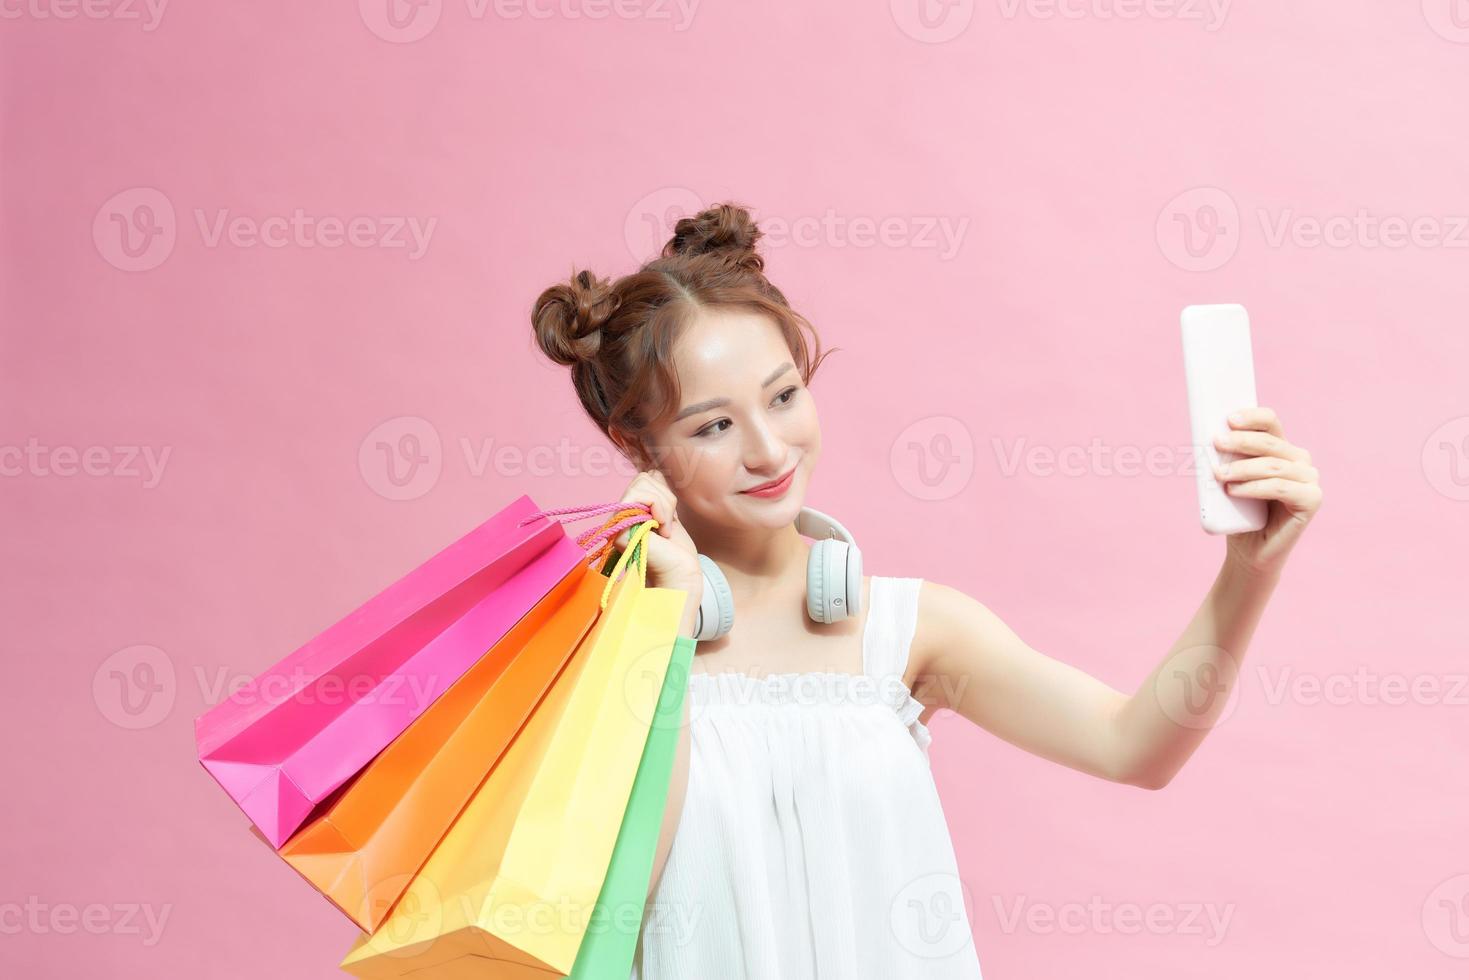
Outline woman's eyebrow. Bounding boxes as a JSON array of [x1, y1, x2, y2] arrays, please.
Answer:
[[673, 361, 795, 422], [762, 361, 796, 387]]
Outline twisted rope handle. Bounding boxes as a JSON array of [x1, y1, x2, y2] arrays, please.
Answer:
[[599, 518, 656, 609], [517, 500, 649, 557], [518, 500, 661, 609]]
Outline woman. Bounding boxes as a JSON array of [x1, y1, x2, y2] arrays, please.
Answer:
[[530, 203, 1323, 978]]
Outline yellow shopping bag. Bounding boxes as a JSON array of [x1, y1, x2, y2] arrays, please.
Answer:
[[339, 524, 686, 979]]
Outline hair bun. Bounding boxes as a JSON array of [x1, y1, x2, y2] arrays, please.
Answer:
[[661, 202, 764, 268], [531, 268, 616, 366]]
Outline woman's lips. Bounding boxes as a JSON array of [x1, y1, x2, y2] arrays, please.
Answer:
[[741, 466, 796, 497]]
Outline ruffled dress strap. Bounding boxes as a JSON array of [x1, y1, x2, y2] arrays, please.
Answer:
[[861, 575, 933, 757]]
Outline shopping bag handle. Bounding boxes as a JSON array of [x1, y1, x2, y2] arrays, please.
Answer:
[[519, 501, 660, 609]]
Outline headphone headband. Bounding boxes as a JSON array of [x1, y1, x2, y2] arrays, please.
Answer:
[[795, 505, 854, 546]]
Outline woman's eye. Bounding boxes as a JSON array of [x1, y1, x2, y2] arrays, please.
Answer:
[[694, 389, 797, 438]]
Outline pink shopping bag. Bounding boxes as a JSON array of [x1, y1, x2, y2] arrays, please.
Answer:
[[194, 493, 585, 847]]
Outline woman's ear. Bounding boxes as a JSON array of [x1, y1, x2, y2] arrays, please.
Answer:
[[609, 430, 648, 471]]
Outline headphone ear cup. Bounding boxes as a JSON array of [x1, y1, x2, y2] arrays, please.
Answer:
[[806, 539, 861, 624], [845, 544, 863, 619], [805, 543, 827, 624], [695, 553, 734, 641]]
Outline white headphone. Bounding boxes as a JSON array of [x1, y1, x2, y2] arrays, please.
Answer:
[[692, 505, 863, 642]]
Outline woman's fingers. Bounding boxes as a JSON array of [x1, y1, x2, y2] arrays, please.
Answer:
[[1214, 455, 1318, 485], [616, 471, 676, 543], [648, 471, 689, 536], [1212, 428, 1311, 464], [647, 474, 679, 537], [1224, 405, 1283, 437]]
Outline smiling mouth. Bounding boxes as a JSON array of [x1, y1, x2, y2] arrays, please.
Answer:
[[741, 466, 796, 493]]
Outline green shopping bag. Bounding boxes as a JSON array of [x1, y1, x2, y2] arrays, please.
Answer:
[[570, 630, 696, 979]]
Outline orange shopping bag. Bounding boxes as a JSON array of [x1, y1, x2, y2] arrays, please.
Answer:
[[339, 519, 687, 978], [277, 558, 608, 930]]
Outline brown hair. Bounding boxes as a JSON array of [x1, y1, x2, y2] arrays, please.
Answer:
[[531, 202, 835, 471]]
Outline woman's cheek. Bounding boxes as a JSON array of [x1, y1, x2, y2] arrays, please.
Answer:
[[698, 443, 739, 489], [792, 402, 821, 452], [669, 440, 721, 496]]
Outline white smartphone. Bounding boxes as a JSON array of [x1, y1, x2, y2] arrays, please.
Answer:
[[1180, 303, 1268, 535]]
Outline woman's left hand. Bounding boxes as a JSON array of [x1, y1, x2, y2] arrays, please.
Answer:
[[1212, 406, 1324, 578]]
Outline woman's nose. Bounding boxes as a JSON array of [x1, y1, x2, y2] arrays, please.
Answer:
[[743, 419, 787, 471]]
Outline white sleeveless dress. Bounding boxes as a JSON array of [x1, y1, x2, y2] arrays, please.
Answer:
[[629, 575, 984, 979]]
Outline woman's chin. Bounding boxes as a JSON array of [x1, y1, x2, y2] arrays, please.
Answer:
[[733, 483, 804, 524]]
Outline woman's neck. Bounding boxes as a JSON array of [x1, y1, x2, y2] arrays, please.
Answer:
[[684, 517, 809, 602]]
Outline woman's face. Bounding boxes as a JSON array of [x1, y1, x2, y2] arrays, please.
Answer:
[[641, 308, 821, 531]]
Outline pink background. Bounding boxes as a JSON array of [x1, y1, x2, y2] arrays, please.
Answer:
[[3, 2, 1466, 977]]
